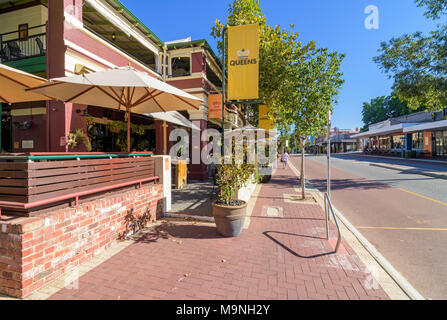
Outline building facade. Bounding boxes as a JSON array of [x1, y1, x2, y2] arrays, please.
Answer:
[[0, 0, 243, 179], [309, 128, 360, 154], [353, 110, 447, 159]]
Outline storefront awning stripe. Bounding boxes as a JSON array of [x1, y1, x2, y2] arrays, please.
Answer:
[[403, 120, 447, 133]]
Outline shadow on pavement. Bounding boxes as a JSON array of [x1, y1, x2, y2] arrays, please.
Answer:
[[308, 178, 390, 191], [170, 180, 216, 216], [329, 153, 447, 172], [136, 222, 222, 242], [251, 216, 325, 221], [263, 231, 335, 259]]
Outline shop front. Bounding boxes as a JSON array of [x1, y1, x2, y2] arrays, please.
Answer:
[[433, 129, 447, 157]]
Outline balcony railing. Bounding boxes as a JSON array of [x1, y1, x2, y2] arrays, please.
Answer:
[[0, 25, 46, 63]]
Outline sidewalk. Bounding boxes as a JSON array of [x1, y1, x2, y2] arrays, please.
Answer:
[[39, 163, 389, 300]]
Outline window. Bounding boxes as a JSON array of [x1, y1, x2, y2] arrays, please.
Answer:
[[392, 135, 404, 149], [171, 56, 191, 77], [18, 24, 28, 40], [412, 132, 424, 150], [434, 130, 447, 156], [379, 136, 391, 151]]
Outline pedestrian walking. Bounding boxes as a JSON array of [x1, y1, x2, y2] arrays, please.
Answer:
[[281, 150, 289, 169]]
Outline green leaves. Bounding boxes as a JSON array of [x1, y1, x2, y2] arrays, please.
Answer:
[[361, 95, 414, 130], [211, 0, 314, 109], [415, 0, 447, 19], [216, 162, 256, 205], [374, 1, 447, 112], [278, 48, 345, 139]]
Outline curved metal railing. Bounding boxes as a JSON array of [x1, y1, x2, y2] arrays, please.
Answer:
[[324, 193, 342, 253]]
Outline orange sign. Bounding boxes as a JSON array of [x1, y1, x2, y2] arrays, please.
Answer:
[[259, 105, 274, 130], [208, 94, 223, 119]]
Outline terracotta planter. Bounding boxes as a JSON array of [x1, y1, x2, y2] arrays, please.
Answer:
[[212, 201, 248, 237]]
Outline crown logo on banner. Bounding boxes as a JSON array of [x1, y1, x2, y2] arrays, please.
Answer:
[[237, 49, 250, 60]]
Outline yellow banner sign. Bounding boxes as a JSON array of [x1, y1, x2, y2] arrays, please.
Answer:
[[228, 24, 260, 101], [208, 94, 223, 119], [259, 105, 274, 130]]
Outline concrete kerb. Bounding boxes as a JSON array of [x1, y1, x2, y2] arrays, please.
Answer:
[[287, 159, 425, 300]]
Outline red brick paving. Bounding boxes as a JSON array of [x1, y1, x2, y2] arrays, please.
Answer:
[[48, 162, 390, 300]]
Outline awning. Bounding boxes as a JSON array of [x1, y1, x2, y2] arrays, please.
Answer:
[[403, 120, 447, 133], [351, 123, 420, 139], [145, 111, 200, 130]]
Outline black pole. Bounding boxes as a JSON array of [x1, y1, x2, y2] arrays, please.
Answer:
[[221, 26, 227, 157]]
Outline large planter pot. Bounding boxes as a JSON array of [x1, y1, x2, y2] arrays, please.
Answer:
[[258, 166, 273, 184], [212, 201, 248, 237], [261, 175, 272, 183]]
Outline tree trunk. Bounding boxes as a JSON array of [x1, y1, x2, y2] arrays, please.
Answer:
[[301, 139, 306, 200]]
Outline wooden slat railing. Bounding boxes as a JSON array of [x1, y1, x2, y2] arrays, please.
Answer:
[[0, 156, 156, 207]]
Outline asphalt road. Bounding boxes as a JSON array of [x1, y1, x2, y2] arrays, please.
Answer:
[[291, 154, 447, 300]]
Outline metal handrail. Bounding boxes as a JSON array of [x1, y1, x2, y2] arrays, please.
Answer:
[[324, 192, 342, 253], [0, 24, 46, 38]]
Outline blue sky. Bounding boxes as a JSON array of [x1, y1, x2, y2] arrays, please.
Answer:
[[121, 0, 439, 129]]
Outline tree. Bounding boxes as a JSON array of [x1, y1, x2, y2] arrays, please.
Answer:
[[373, 0, 447, 113], [416, 0, 447, 19], [277, 49, 345, 199], [361, 95, 414, 131], [211, 0, 316, 122]]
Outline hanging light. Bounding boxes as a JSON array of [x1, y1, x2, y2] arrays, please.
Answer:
[[112, 33, 116, 41]]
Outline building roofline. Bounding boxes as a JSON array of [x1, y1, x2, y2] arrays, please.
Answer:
[[167, 39, 221, 67], [109, 0, 164, 47]]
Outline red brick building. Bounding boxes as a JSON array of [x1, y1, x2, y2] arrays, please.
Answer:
[[0, 0, 243, 180]]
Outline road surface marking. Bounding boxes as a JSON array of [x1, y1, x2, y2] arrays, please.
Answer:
[[356, 226, 447, 231], [397, 188, 447, 207]]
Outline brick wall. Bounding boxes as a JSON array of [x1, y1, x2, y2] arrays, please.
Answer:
[[0, 183, 163, 298]]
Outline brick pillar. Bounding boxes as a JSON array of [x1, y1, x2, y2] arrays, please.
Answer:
[[188, 118, 208, 181], [47, 0, 66, 151], [46, 0, 84, 152], [424, 131, 432, 156]]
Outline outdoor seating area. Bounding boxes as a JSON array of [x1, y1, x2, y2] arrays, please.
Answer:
[[0, 25, 46, 63]]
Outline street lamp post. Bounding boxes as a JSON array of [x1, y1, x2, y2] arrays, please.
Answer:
[[327, 110, 332, 198], [221, 27, 227, 157]]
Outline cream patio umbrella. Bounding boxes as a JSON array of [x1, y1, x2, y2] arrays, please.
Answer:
[[27, 66, 203, 152], [0, 63, 52, 103], [225, 124, 277, 142]]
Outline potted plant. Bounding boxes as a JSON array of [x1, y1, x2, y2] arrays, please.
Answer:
[[258, 164, 273, 183], [212, 162, 256, 237], [68, 129, 92, 152], [108, 121, 125, 134]]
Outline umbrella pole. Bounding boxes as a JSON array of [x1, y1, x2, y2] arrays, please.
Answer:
[[127, 107, 131, 154]]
